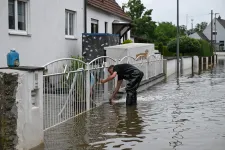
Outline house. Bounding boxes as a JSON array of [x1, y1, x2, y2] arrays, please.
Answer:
[[189, 32, 209, 41], [0, 0, 131, 67], [87, 0, 132, 42], [189, 16, 225, 51], [0, 0, 85, 67]]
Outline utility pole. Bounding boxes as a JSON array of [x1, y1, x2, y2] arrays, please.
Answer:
[[215, 13, 219, 44], [211, 10, 213, 53], [186, 14, 188, 35], [191, 19, 194, 33], [176, 0, 180, 78]]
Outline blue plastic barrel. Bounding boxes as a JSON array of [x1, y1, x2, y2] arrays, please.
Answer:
[[7, 49, 20, 67]]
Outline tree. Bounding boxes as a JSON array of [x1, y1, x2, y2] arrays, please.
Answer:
[[154, 22, 177, 45], [123, 0, 156, 42], [167, 36, 201, 56], [124, 0, 145, 20], [179, 25, 187, 36], [194, 22, 208, 32]]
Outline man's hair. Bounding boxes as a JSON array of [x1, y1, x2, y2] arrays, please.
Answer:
[[108, 65, 114, 71]]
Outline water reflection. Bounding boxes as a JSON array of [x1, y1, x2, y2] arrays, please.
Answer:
[[115, 104, 142, 137]]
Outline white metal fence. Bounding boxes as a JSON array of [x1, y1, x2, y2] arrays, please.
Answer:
[[43, 54, 163, 131]]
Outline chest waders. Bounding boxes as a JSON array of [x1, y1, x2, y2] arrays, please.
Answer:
[[125, 70, 144, 106]]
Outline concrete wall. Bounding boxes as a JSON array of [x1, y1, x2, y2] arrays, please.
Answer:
[[0, 68, 44, 150], [87, 6, 131, 40], [166, 57, 195, 77], [166, 59, 180, 77], [193, 56, 199, 73], [0, 0, 84, 67], [182, 57, 192, 70]]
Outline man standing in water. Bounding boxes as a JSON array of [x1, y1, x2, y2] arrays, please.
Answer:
[[100, 64, 144, 105]]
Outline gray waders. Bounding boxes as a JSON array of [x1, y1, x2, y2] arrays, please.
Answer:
[[125, 70, 144, 106]]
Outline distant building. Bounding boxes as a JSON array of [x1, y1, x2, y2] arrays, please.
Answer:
[[189, 16, 225, 51]]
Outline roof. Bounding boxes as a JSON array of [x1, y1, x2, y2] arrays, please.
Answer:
[[197, 32, 209, 41], [217, 17, 225, 29], [88, 0, 131, 21]]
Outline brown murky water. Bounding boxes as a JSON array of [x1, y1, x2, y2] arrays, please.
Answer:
[[43, 58, 225, 150]]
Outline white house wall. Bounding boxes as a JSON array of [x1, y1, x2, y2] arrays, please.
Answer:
[[203, 19, 225, 44], [215, 20, 225, 45], [87, 6, 131, 39], [0, 0, 84, 67]]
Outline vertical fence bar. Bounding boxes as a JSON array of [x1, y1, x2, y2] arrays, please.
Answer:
[[86, 64, 90, 111], [104, 62, 109, 101], [145, 59, 149, 80]]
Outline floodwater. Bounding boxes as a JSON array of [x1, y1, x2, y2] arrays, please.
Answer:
[[43, 58, 225, 150]]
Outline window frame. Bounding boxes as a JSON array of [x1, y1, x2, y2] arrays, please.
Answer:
[[8, 0, 30, 36], [91, 18, 99, 33], [105, 22, 108, 33], [65, 9, 77, 40]]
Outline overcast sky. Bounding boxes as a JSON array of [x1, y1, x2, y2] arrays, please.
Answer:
[[116, 0, 225, 29]]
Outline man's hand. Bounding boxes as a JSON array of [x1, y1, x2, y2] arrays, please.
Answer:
[[110, 95, 115, 101], [100, 79, 105, 84], [109, 96, 116, 105]]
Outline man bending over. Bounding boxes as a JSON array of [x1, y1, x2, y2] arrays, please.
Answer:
[[100, 64, 144, 105]]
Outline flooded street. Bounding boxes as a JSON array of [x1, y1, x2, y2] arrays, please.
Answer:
[[44, 58, 225, 150]]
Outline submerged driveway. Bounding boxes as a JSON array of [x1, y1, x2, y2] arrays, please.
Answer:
[[43, 58, 225, 150]]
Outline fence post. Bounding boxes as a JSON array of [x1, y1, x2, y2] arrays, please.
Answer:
[[154, 59, 156, 77], [215, 54, 218, 64], [201, 57, 204, 70], [206, 57, 209, 70], [180, 57, 183, 75], [86, 63, 90, 111], [145, 58, 149, 80], [103, 62, 109, 101], [161, 55, 163, 74], [163, 59, 167, 76]]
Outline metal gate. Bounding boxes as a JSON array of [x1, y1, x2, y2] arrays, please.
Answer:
[[43, 57, 116, 131]]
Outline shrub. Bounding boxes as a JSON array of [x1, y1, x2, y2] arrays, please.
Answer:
[[198, 39, 213, 56], [162, 46, 174, 56], [158, 42, 164, 54], [123, 39, 133, 44], [167, 36, 201, 56]]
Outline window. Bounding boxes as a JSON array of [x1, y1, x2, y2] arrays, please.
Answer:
[[65, 10, 76, 39], [91, 19, 98, 33], [8, 0, 28, 35], [105, 22, 108, 33]]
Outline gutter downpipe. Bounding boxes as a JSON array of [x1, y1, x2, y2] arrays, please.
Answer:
[[84, 0, 87, 33]]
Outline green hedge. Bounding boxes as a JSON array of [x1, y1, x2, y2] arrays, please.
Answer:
[[155, 46, 176, 56], [163, 46, 175, 56], [155, 39, 213, 57], [198, 39, 213, 56]]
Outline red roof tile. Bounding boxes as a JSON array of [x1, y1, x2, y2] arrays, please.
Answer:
[[88, 0, 131, 21]]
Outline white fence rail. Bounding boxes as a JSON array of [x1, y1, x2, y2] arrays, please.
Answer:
[[43, 54, 163, 131]]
